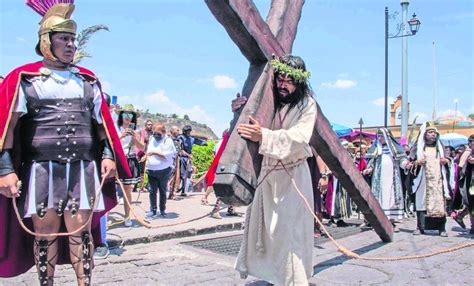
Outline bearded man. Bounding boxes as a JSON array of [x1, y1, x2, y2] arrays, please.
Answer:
[[406, 122, 451, 237], [233, 55, 316, 285], [0, 1, 129, 285]]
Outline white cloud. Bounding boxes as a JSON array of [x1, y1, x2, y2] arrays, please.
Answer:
[[128, 90, 227, 136], [371, 96, 395, 107], [412, 112, 428, 121], [213, 75, 237, 89], [439, 109, 466, 117], [320, 79, 357, 89]]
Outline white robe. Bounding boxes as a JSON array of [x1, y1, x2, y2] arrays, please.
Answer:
[[235, 97, 317, 285]]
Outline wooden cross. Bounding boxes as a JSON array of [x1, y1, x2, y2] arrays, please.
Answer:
[[205, 0, 393, 242]]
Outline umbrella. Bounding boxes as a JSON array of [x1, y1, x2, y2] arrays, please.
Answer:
[[331, 123, 352, 137], [437, 111, 473, 127], [440, 133, 468, 148]]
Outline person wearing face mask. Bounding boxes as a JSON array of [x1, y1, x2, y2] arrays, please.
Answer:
[[145, 124, 176, 218], [177, 125, 207, 196], [405, 122, 451, 237]]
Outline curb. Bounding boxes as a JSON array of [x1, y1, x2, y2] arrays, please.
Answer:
[[107, 221, 244, 248]]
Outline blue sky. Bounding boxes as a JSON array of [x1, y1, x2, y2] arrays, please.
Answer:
[[1, 0, 472, 136]]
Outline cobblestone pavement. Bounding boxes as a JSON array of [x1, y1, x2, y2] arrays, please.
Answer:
[[3, 218, 474, 285]]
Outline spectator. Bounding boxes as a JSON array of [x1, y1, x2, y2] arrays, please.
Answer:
[[116, 104, 144, 226], [177, 125, 207, 196], [145, 123, 176, 218], [137, 120, 154, 192], [167, 126, 182, 199]]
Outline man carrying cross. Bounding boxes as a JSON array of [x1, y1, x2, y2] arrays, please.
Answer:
[[234, 54, 316, 285]]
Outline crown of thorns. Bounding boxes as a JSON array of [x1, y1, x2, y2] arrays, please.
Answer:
[[270, 59, 311, 84]]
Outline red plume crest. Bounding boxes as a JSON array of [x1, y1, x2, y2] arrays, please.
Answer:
[[26, 0, 74, 16]]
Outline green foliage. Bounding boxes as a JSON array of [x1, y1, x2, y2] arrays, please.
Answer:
[[171, 113, 179, 119], [468, 113, 474, 119], [184, 114, 190, 121], [192, 140, 216, 176], [270, 59, 311, 83], [73, 24, 109, 64]]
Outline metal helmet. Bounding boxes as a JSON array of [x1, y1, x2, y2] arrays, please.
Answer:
[[35, 4, 77, 62]]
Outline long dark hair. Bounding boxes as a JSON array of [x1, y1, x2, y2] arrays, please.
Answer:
[[272, 54, 313, 111], [117, 111, 138, 130]]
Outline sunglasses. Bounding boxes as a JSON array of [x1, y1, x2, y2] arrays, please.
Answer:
[[122, 113, 134, 119]]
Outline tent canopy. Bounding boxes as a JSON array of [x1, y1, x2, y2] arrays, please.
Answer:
[[440, 133, 468, 148], [331, 123, 352, 137]]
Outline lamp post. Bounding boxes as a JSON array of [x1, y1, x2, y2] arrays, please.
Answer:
[[384, 2, 421, 133], [358, 118, 364, 158], [452, 99, 458, 132]]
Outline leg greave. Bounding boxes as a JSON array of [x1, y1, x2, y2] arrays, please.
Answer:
[[70, 231, 93, 286], [34, 238, 57, 285]]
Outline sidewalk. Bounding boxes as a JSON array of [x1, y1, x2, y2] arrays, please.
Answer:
[[106, 191, 247, 247]]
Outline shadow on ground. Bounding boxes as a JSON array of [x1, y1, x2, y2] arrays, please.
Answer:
[[312, 241, 386, 274]]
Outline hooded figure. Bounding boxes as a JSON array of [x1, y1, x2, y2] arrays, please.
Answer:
[[364, 128, 408, 227], [408, 122, 451, 237]]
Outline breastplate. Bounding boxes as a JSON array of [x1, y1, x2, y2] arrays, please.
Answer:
[[20, 82, 98, 163]]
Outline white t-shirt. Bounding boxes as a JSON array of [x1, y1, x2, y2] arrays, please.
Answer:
[[146, 135, 177, 171], [118, 126, 140, 157], [14, 69, 103, 123]]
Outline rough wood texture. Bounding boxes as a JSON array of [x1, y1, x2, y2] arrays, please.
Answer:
[[205, 0, 393, 242], [266, 0, 304, 52], [310, 104, 394, 242]]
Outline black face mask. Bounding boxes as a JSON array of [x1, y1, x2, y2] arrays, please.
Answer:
[[153, 133, 163, 140]]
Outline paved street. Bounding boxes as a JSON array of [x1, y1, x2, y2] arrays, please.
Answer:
[[3, 214, 474, 285]]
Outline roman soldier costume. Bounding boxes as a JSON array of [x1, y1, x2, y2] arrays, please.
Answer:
[[0, 1, 130, 284]]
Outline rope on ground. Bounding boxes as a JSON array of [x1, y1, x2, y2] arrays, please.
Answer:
[[107, 216, 131, 228], [116, 178, 226, 229], [12, 170, 110, 237], [279, 162, 474, 261], [106, 232, 124, 251]]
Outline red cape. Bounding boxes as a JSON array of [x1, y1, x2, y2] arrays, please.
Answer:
[[204, 131, 230, 186], [0, 61, 131, 277]]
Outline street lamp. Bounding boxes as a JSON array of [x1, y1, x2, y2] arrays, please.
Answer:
[[384, 4, 421, 131], [358, 118, 364, 159]]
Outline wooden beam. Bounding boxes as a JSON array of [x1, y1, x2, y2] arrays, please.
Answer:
[[310, 104, 394, 242], [213, 63, 274, 205], [205, 0, 285, 64], [206, 0, 393, 242], [266, 0, 305, 53]]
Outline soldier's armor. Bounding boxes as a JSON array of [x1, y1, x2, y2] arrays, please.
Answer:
[[20, 79, 98, 163]]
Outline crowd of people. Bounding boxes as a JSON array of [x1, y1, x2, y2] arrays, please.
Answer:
[[1, 2, 473, 285], [90, 98, 212, 259], [311, 125, 474, 239]]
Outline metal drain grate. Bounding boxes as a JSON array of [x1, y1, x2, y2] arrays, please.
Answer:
[[183, 221, 369, 257]]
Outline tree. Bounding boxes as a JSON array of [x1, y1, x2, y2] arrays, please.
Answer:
[[184, 114, 190, 121], [468, 113, 474, 119], [171, 113, 179, 119], [192, 141, 216, 176], [73, 25, 110, 64]]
